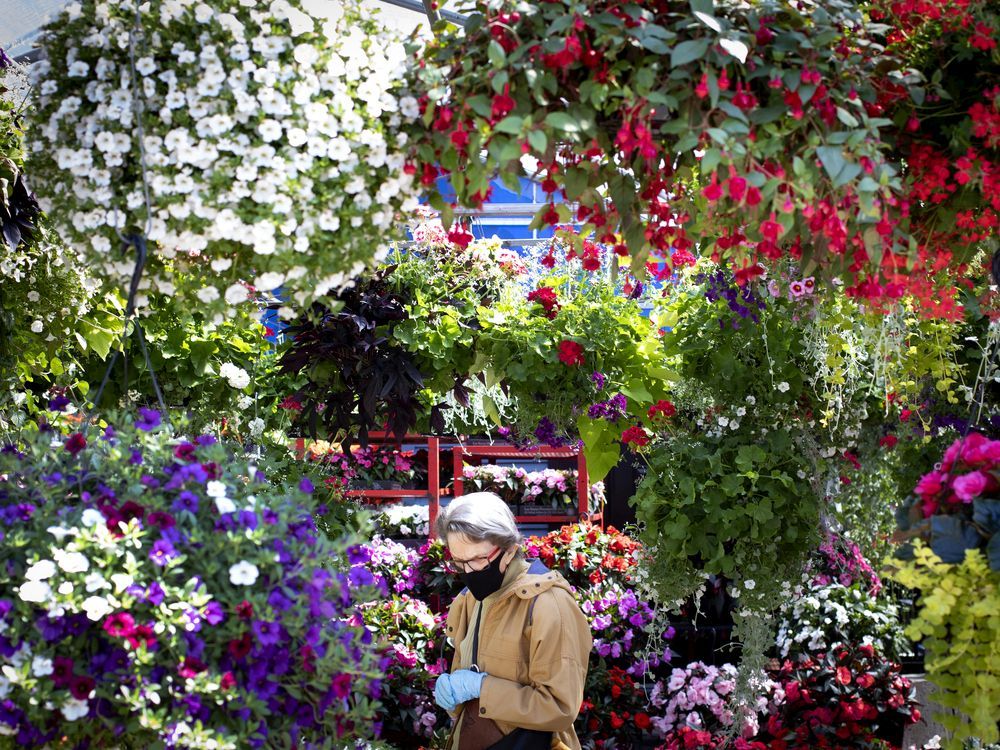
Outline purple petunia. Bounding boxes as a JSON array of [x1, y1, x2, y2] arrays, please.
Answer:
[[298, 477, 314, 494], [135, 408, 162, 431], [203, 601, 225, 626], [149, 539, 178, 567], [590, 371, 606, 390], [48, 395, 71, 412], [172, 491, 198, 514], [252, 619, 281, 647]]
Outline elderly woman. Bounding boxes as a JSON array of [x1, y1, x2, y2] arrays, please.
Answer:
[[433, 492, 592, 750]]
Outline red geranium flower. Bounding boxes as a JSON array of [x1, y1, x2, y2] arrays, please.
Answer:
[[648, 399, 676, 419], [558, 340, 585, 366], [621, 426, 649, 447], [527, 286, 560, 318]]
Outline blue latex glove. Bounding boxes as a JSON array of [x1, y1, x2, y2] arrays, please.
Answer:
[[433, 669, 487, 712]]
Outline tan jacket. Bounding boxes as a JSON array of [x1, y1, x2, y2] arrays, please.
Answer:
[[444, 558, 592, 750]]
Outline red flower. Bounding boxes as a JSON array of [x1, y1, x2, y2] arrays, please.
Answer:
[[228, 634, 252, 660], [279, 395, 302, 411], [558, 340, 585, 366], [236, 600, 254, 619], [634, 712, 651, 730], [69, 675, 95, 700], [760, 217, 785, 242], [527, 286, 560, 318], [856, 673, 875, 689], [879, 434, 898, 449], [491, 92, 516, 122], [836, 666, 853, 685], [179, 657, 207, 679], [331, 673, 353, 699], [447, 226, 473, 249], [733, 262, 766, 286], [648, 399, 676, 419], [65, 433, 87, 455], [220, 671, 237, 691], [609, 711, 624, 729], [621, 426, 649, 447], [571, 552, 588, 570]]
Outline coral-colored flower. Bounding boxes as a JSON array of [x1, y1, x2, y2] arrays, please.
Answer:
[[558, 340, 585, 366]]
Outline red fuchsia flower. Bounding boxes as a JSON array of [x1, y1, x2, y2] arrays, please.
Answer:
[[702, 176, 723, 201], [65, 432, 87, 455], [647, 399, 676, 419], [491, 90, 516, 122], [542, 203, 561, 225], [671, 248, 697, 267], [621, 425, 650, 447], [432, 105, 454, 131], [540, 249, 556, 268], [695, 72, 710, 99], [733, 262, 766, 286], [542, 34, 583, 69], [558, 340, 585, 366], [970, 22, 996, 52], [727, 175, 747, 201], [447, 226, 473, 249], [103, 612, 136, 638], [760, 216, 785, 242]]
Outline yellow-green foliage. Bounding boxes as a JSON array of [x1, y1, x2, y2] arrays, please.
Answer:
[[890, 543, 1000, 750]]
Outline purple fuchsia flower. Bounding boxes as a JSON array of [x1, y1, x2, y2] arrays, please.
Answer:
[[135, 408, 162, 431]]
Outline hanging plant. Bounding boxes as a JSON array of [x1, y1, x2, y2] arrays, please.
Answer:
[[407, 0, 972, 312], [278, 270, 425, 445], [27, 0, 420, 321]]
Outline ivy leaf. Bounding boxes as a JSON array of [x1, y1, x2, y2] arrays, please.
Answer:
[[670, 38, 710, 68]]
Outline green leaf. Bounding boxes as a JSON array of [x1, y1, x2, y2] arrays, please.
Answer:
[[670, 38, 710, 68], [545, 111, 584, 134], [816, 145, 846, 182], [487, 39, 507, 67], [836, 107, 859, 128], [527, 129, 548, 154], [493, 115, 524, 134], [578, 416, 622, 483]]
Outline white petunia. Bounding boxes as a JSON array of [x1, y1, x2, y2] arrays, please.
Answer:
[[206, 480, 227, 498], [31, 656, 54, 677], [80, 508, 105, 527], [84, 573, 110, 592], [25, 560, 57, 581], [81, 595, 113, 621], [229, 560, 259, 586], [224, 283, 250, 305], [215, 496, 237, 515], [253, 271, 284, 291], [57, 582, 74, 596], [55, 550, 89, 574], [61, 697, 90, 721], [18, 580, 52, 603]]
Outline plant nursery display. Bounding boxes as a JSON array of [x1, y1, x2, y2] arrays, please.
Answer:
[[27, 0, 420, 321], [0, 410, 386, 747], [461, 464, 605, 515]]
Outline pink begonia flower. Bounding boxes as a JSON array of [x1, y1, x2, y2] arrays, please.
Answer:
[[941, 438, 963, 472], [914, 470, 947, 498], [952, 471, 989, 502], [960, 432, 992, 465]]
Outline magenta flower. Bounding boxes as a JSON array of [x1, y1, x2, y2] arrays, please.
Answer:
[[952, 471, 989, 502]]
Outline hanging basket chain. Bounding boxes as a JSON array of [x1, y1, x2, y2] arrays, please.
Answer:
[[85, 3, 168, 425]]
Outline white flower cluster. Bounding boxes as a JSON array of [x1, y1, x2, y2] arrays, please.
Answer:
[[775, 581, 907, 660], [29, 0, 421, 321], [373, 504, 428, 538]]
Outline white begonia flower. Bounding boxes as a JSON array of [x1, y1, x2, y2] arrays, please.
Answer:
[[229, 560, 259, 586], [61, 697, 90, 721], [215, 496, 237, 515], [80, 508, 104, 527], [776, 381, 790, 392], [18, 580, 52, 604], [81, 595, 113, 621], [31, 656, 54, 677], [55, 550, 90, 574], [31, 320, 44, 333], [25, 560, 57, 581]]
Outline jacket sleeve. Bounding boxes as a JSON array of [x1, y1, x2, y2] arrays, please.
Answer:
[[477, 588, 592, 733]]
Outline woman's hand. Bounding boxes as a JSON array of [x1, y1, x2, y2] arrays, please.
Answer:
[[433, 669, 487, 711]]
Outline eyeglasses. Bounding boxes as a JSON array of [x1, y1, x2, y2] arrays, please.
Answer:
[[444, 546, 501, 575]]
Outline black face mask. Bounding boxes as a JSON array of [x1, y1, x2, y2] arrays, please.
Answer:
[[460, 553, 505, 601]]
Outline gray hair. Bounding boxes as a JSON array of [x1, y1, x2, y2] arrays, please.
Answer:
[[436, 492, 522, 548]]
